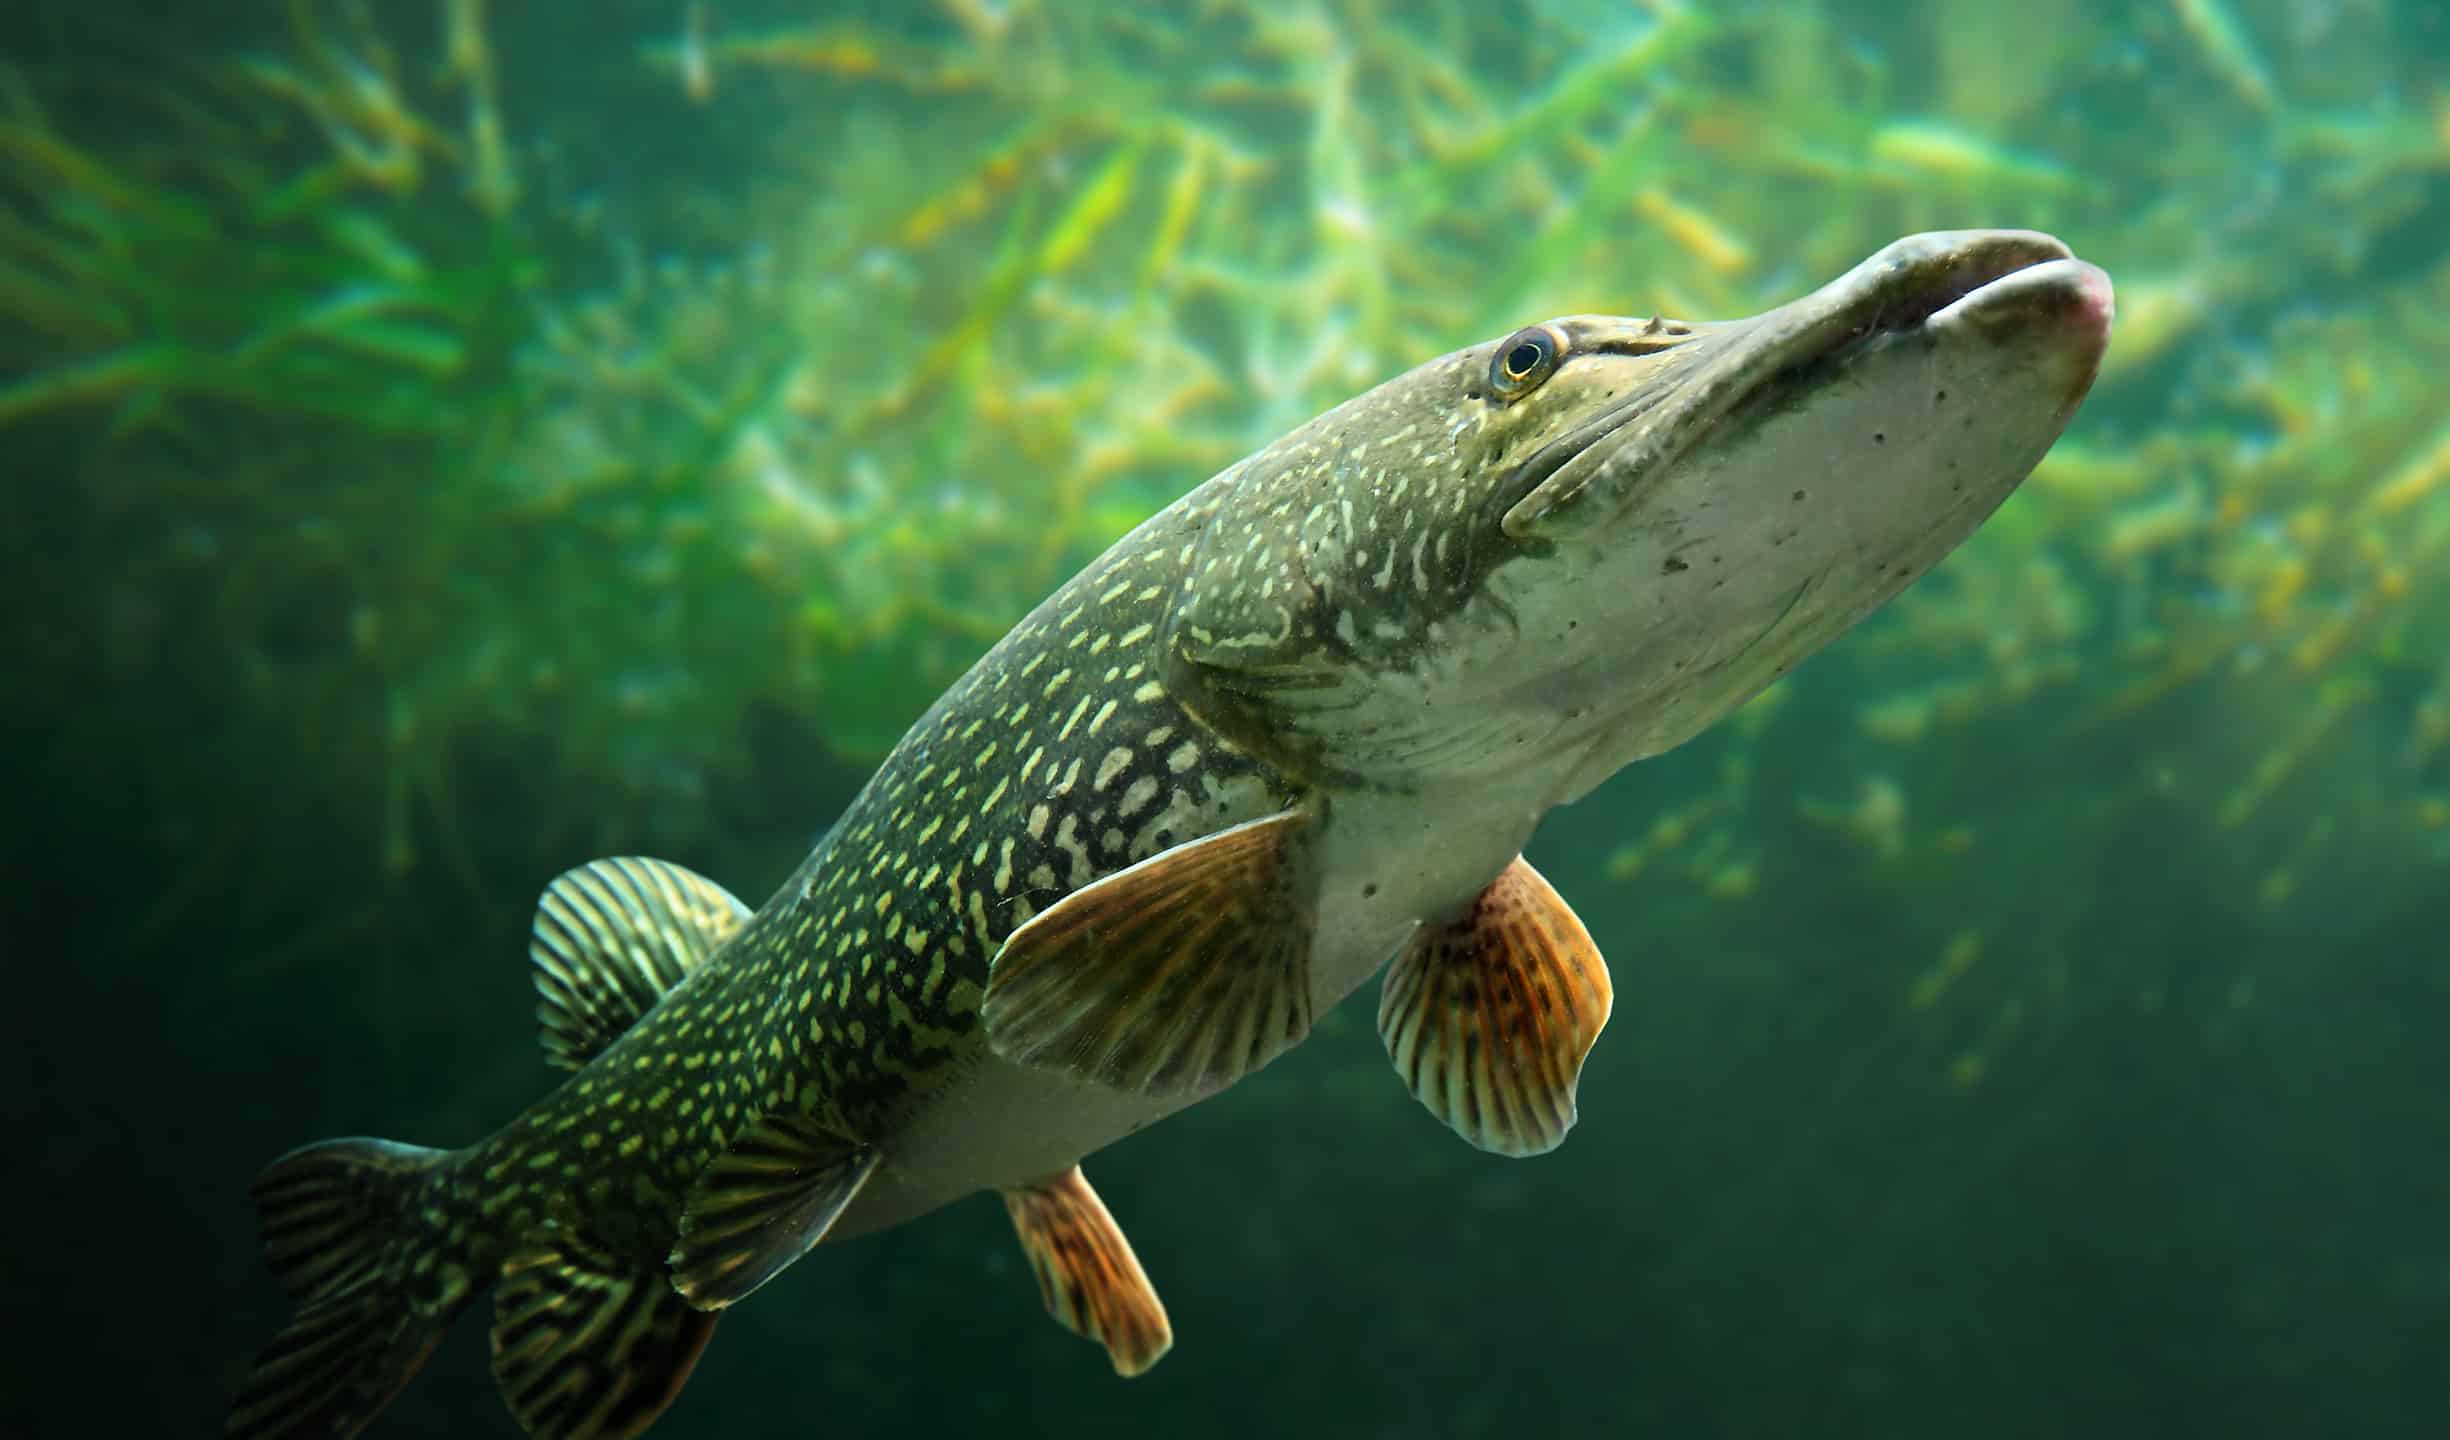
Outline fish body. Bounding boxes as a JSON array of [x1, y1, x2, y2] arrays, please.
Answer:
[[230, 230, 2112, 1440]]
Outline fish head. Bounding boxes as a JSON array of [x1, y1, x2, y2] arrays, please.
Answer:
[[1168, 230, 2112, 799]]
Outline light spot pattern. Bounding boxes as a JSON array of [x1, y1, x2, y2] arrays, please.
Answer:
[[422, 495, 1296, 1281]]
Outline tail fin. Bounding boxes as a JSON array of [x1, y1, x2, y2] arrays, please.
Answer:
[[226, 1137, 468, 1440]]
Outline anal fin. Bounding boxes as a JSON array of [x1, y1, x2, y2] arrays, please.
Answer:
[[1378, 855, 1614, 1157], [1002, 1166, 1172, 1377], [669, 1114, 878, 1309], [530, 857, 751, 1071], [492, 1230, 720, 1440], [983, 807, 1315, 1099]]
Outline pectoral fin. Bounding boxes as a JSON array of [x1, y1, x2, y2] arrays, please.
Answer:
[[1003, 1166, 1172, 1377], [668, 1115, 878, 1309], [982, 808, 1315, 1099], [1378, 856, 1614, 1157]]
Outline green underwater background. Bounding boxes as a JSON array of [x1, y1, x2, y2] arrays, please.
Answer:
[[9, 0, 2450, 1434]]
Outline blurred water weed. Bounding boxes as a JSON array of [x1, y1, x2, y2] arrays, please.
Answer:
[[9, 0, 2449, 1027]]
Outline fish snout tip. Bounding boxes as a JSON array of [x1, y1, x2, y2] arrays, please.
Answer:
[[2069, 258, 2117, 342], [1930, 255, 2115, 356]]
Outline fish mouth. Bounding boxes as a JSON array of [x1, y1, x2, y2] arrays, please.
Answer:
[[1502, 230, 2108, 540]]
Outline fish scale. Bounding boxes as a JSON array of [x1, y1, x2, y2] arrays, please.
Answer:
[[227, 228, 2112, 1440], [745, 519, 1284, 1123]]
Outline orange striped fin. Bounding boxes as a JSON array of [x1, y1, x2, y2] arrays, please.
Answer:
[[1378, 856, 1614, 1157], [1003, 1166, 1172, 1377], [982, 808, 1315, 1099]]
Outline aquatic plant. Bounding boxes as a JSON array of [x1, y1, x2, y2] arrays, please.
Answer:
[[14, 0, 2450, 1029]]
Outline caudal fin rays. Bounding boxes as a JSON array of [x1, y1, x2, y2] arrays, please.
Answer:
[[226, 1284, 443, 1440], [226, 1138, 464, 1440]]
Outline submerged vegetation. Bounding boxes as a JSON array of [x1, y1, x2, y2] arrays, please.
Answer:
[[3, 0, 2444, 1131], [17, 0, 2449, 931]]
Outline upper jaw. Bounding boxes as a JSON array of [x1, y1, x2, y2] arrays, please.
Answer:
[[1500, 230, 2092, 541]]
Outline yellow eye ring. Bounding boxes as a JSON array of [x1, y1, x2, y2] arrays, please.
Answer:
[[1489, 326, 1562, 400]]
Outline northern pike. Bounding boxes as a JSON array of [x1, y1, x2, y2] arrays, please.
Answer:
[[229, 229, 2112, 1439]]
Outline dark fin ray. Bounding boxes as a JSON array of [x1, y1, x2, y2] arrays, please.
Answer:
[[982, 808, 1315, 1099], [493, 1230, 720, 1440], [1002, 1166, 1172, 1377], [250, 1137, 450, 1303], [670, 1114, 878, 1308], [226, 1284, 443, 1440], [531, 857, 750, 1071], [228, 1138, 464, 1440], [1378, 856, 1614, 1157]]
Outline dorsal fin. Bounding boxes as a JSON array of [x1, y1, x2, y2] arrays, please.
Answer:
[[529, 857, 750, 1071]]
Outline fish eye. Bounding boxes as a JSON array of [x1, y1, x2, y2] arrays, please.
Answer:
[[1489, 327, 1562, 401]]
